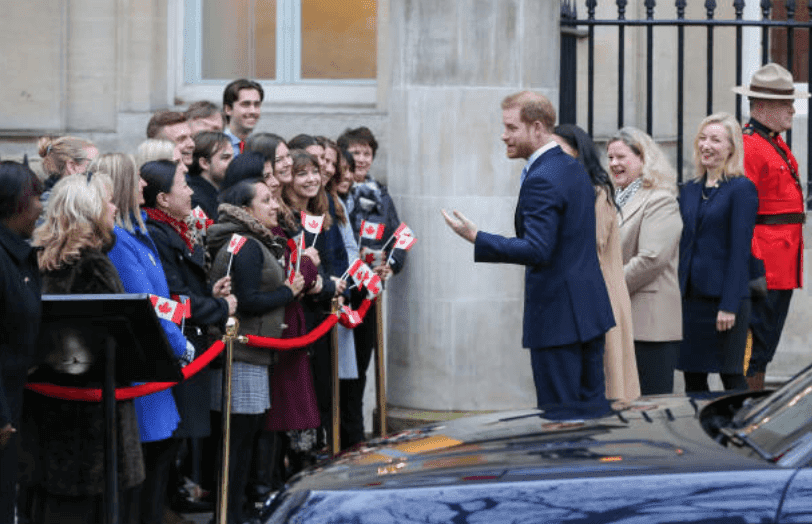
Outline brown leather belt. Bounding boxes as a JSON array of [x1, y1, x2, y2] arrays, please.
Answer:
[[755, 213, 806, 225]]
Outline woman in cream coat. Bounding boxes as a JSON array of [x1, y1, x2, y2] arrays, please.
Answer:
[[608, 127, 683, 395]]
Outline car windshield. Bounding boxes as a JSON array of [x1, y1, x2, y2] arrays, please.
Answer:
[[731, 362, 812, 461]]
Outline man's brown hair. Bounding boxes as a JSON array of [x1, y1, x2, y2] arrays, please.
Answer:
[[146, 110, 187, 139], [501, 91, 556, 132]]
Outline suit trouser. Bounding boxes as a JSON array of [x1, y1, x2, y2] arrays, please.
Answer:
[[529, 335, 607, 409]]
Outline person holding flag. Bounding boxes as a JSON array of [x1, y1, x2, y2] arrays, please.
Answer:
[[337, 126, 408, 449], [207, 179, 309, 524], [139, 158, 237, 512], [281, 149, 349, 453]]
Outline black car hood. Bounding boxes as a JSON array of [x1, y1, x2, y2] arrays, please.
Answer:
[[288, 395, 773, 492]]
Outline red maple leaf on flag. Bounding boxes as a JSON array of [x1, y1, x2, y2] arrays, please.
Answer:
[[158, 302, 172, 314], [366, 226, 376, 235], [309, 220, 319, 229]]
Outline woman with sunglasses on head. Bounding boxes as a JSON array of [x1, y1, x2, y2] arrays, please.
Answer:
[[28, 172, 143, 524], [99, 153, 195, 524]]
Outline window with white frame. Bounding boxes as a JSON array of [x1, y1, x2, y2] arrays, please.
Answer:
[[178, 0, 377, 105]]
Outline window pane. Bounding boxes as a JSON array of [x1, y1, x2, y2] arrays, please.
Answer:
[[201, 0, 276, 80], [300, 0, 376, 80]]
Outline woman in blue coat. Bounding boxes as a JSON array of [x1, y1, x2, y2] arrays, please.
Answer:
[[677, 113, 758, 392], [97, 153, 194, 524]]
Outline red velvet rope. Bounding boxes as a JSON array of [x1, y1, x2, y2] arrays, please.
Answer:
[[26, 340, 225, 402], [25, 298, 375, 402]]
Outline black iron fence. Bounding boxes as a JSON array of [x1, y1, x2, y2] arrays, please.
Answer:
[[560, 0, 812, 195]]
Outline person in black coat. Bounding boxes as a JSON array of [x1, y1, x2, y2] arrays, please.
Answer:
[[140, 160, 236, 510], [0, 161, 43, 524]]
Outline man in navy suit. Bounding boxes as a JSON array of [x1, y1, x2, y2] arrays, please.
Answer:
[[442, 91, 615, 409]]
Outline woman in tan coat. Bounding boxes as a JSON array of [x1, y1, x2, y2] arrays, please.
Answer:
[[607, 127, 683, 395], [554, 125, 639, 402]]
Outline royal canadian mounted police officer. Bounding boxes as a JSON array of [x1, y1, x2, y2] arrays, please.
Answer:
[[731, 63, 810, 390]]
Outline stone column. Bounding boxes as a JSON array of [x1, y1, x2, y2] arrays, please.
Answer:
[[385, 1, 561, 412]]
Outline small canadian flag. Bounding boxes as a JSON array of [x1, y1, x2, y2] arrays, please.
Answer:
[[341, 305, 362, 326], [347, 259, 373, 287], [171, 294, 192, 319], [287, 238, 299, 283], [227, 234, 247, 254], [301, 212, 324, 234], [393, 222, 413, 239], [191, 206, 213, 236], [149, 294, 186, 325], [394, 233, 417, 251], [366, 274, 382, 298], [360, 247, 384, 267], [359, 220, 385, 240]]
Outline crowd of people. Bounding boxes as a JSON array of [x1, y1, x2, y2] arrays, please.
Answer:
[[0, 62, 806, 524], [0, 78, 405, 524], [444, 63, 805, 413]]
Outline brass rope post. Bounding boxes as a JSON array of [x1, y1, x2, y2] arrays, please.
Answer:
[[330, 298, 341, 456], [217, 317, 238, 524], [374, 292, 387, 437]]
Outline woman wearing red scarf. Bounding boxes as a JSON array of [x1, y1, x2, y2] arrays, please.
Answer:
[[140, 159, 237, 517]]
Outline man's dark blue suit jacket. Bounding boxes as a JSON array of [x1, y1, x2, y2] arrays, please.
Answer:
[[474, 145, 615, 349]]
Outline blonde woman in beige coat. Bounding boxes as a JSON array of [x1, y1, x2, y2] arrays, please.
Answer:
[[608, 127, 683, 395], [554, 124, 639, 402]]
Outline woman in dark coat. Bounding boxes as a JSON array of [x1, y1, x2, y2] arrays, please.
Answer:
[[0, 161, 43, 524], [28, 172, 143, 524], [140, 159, 236, 502], [678, 113, 759, 392]]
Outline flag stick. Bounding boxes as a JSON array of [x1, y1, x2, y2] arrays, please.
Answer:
[[312, 231, 320, 247], [295, 233, 302, 273], [226, 252, 235, 276]]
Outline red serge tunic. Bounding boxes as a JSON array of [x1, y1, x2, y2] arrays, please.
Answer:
[[743, 125, 804, 290]]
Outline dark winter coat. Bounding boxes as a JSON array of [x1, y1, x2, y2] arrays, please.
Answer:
[[23, 247, 145, 496], [145, 216, 230, 439]]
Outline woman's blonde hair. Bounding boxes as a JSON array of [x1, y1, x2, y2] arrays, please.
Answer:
[[34, 172, 114, 271], [90, 153, 145, 232], [607, 127, 678, 194], [37, 136, 95, 177], [135, 138, 176, 169], [691, 112, 745, 181]]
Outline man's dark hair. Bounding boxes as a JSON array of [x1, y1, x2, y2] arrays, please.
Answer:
[[222, 79, 265, 122], [146, 110, 187, 139], [189, 131, 231, 177], [337, 127, 378, 158], [0, 160, 43, 220]]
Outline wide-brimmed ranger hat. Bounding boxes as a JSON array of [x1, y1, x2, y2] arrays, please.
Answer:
[[731, 63, 811, 99]]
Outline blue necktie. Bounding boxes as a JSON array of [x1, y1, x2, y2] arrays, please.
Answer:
[[520, 165, 529, 187]]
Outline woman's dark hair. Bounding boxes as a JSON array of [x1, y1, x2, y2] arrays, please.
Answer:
[[0, 160, 44, 220], [221, 152, 265, 192], [554, 124, 617, 208], [339, 148, 356, 173], [287, 134, 319, 151], [337, 127, 378, 158], [244, 133, 286, 164], [140, 160, 177, 209], [218, 178, 262, 208]]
